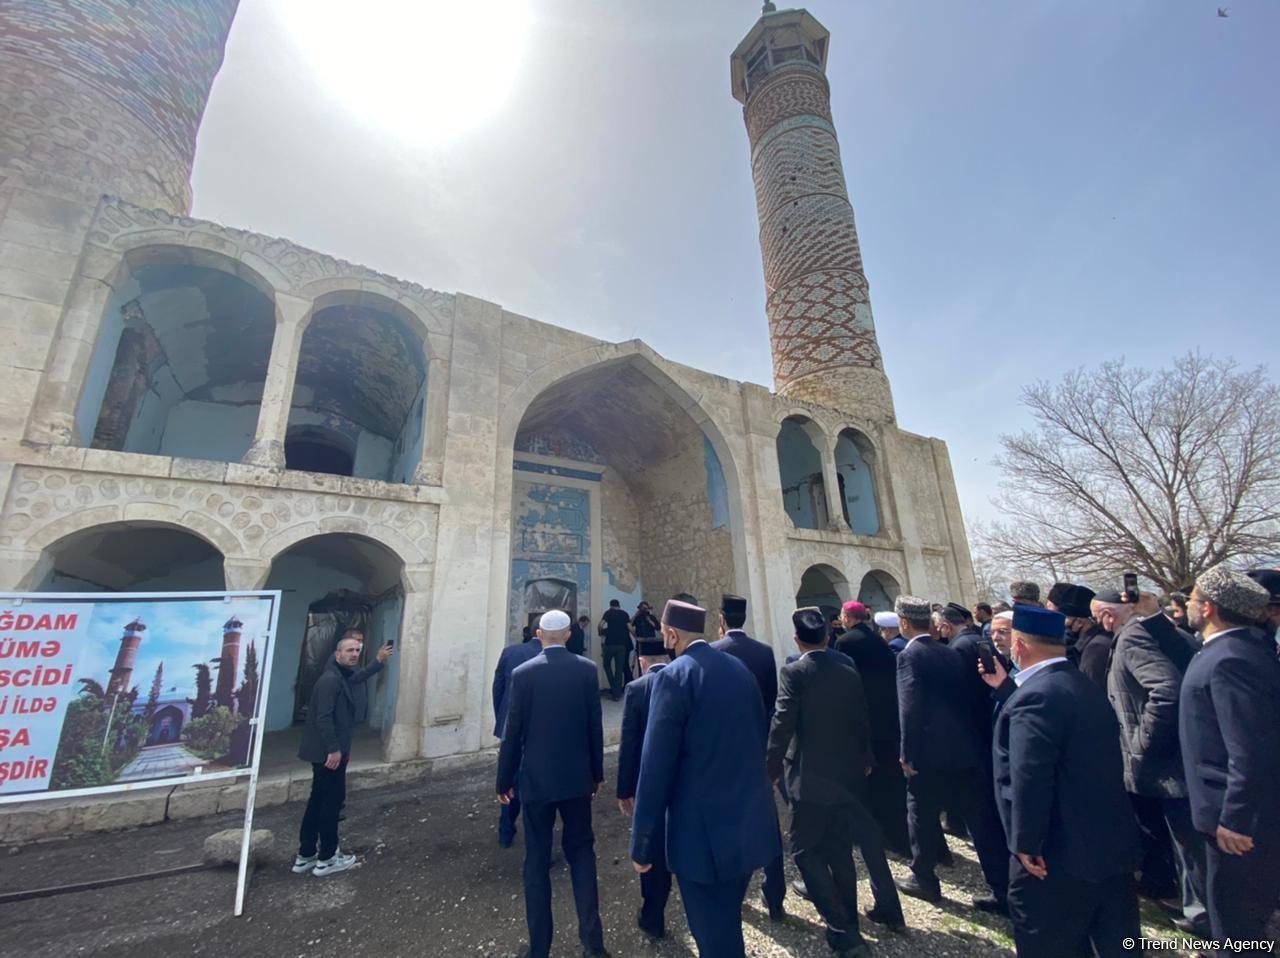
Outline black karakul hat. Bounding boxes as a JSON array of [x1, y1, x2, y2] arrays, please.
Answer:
[[662, 599, 706, 633], [943, 601, 971, 620], [1055, 584, 1096, 618], [1246, 568, 1280, 603], [636, 638, 668, 656], [720, 594, 747, 616], [793, 607, 827, 645]]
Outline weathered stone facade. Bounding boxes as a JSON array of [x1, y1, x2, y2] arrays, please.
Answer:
[[0, 3, 976, 785]]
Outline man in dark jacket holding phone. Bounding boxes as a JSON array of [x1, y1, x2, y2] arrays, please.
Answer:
[[294, 632, 392, 877]]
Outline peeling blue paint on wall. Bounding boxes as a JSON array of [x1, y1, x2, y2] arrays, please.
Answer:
[[703, 436, 730, 530], [509, 479, 592, 645]]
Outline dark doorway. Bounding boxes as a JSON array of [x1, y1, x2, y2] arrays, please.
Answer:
[[292, 594, 372, 723], [285, 429, 355, 476]]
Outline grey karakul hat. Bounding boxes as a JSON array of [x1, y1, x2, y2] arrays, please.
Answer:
[[1195, 566, 1270, 621], [894, 595, 932, 620]]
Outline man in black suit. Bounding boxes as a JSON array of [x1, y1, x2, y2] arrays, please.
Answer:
[[711, 593, 786, 920], [835, 600, 908, 857], [769, 609, 903, 957], [894, 594, 1010, 910], [496, 610, 609, 958], [616, 637, 671, 940], [1101, 590, 1208, 931], [987, 605, 1140, 957], [1181, 567, 1280, 946], [492, 626, 543, 847]]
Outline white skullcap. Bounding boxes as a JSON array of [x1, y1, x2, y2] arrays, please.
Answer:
[[994, 610, 1014, 622], [873, 611, 899, 629], [539, 610, 571, 631]]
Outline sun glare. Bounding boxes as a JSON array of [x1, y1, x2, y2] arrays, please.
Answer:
[[283, 0, 532, 141]]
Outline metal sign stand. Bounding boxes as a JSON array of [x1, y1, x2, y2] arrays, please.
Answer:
[[233, 594, 279, 917]]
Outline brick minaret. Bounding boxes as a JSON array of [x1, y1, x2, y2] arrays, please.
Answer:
[[214, 616, 243, 710], [0, 0, 241, 214], [731, 5, 896, 422], [106, 618, 146, 698]]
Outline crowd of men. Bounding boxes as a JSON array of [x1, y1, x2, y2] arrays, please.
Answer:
[[293, 565, 1280, 958]]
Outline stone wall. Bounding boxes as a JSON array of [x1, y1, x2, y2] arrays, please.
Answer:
[[0, 0, 239, 213]]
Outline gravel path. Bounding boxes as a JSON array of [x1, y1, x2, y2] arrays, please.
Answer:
[[0, 751, 1259, 957]]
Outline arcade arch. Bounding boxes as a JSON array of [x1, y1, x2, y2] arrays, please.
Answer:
[[75, 246, 277, 464], [776, 416, 828, 530], [285, 293, 427, 483], [262, 533, 406, 740], [795, 562, 850, 620], [857, 569, 902, 612]]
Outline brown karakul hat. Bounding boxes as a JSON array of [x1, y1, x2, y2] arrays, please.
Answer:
[[1195, 566, 1270, 621], [662, 599, 706, 634]]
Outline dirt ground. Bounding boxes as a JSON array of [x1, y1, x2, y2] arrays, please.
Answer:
[[0, 751, 1251, 958]]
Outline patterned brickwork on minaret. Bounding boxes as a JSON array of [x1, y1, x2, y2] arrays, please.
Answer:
[[106, 618, 146, 698], [731, 7, 896, 422], [214, 616, 243, 710], [0, 0, 240, 213]]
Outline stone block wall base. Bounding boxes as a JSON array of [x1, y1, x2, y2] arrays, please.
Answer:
[[0, 756, 436, 846]]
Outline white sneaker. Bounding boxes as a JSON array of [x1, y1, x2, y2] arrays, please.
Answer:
[[291, 853, 318, 874], [313, 850, 357, 877]]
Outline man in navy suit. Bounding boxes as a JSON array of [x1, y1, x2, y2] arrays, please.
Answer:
[[492, 626, 542, 847], [893, 594, 1010, 909], [617, 637, 671, 939], [497, 610, 609, 958], [711, 592, 786, 920], [630, 599, 781, 958], [988, 605, 1140, 957], [1181, 567, 1280, 946]]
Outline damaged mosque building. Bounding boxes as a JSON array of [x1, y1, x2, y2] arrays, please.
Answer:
[[0, 1, 975, 770]]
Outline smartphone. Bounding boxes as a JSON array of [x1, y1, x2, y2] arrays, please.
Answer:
[[977, 640, 996, 675], [386, 640, 395, 648], [1123, 573, 1139, 604]]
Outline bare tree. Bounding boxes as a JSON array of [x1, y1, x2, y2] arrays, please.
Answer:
[[983, 353, 1280, 593]]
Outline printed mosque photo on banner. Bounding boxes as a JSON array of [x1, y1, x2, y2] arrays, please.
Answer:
[[45, 596, 274, 794]]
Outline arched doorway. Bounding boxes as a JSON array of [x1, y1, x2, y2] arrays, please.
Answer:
[[835, 429, 880, 535], [75, 246, 276, 462], [286, 294, 427, 483], [33, 522, 226, 593], [777, 416, 828, 530], [858, 569, 901, 613], [796, 563, 849, 621], [508, 357, 739, 677], [147, 703, 186, 745], [263, 534, 406, 742]]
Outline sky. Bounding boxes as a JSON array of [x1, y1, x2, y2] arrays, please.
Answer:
[[189, 0, 1280, 527], [77, 597, 274, 700]]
